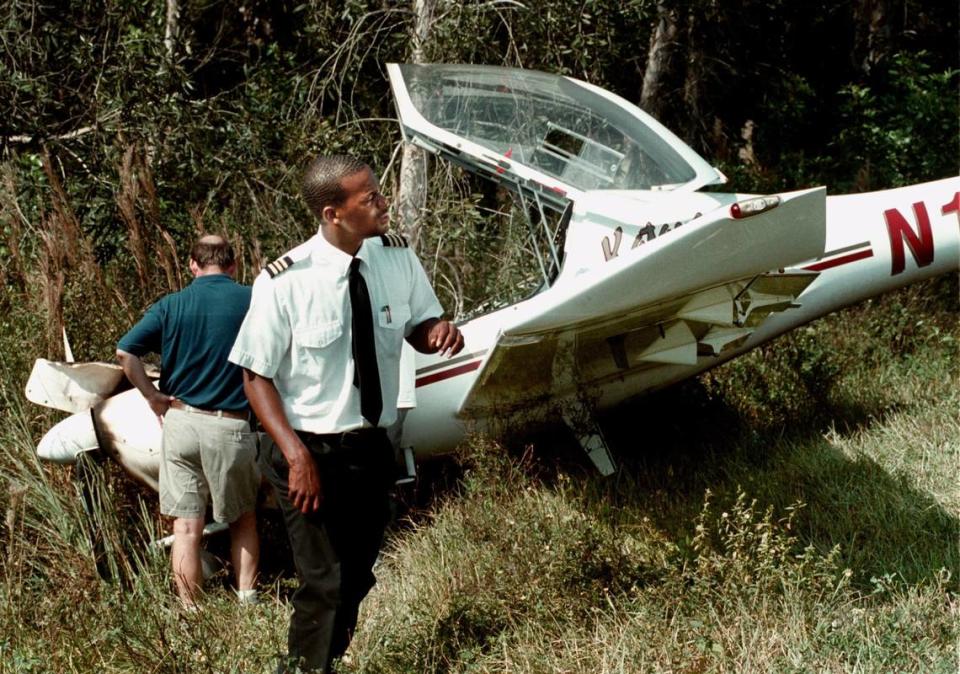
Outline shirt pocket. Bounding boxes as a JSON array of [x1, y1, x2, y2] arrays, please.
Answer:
[[293, 320, 343, 375], [377, 304, 411, 331], [375, 303, 411, 352]]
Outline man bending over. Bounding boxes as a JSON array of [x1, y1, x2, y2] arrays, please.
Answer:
[[117, 235, 259, 608]]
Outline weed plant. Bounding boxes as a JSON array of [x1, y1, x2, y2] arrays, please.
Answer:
[[0, 379, 288, 672]]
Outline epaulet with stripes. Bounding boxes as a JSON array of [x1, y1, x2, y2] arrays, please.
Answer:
[[380, 233, 409, 248], [264, 255, 294, 278]]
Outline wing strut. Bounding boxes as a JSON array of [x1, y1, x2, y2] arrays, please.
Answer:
[[514, 179, 564, 284], [552, 335, 616, 475], [559, 399, 616, 476]]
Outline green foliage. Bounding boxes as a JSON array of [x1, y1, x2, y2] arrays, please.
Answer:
[[412, 169, 566, 320], [0, 275, 957, 672], [0, 382, 287, 671], [690, 276, 960, 589], [1, 0, 955, 353], [701, 275, 958, 431], [350, 424, 958, 673], [833, 51, 960, 190], [725, 49, 959, 192]]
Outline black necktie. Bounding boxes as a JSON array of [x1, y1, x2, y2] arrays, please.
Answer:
[[349, 257, 382, 426]]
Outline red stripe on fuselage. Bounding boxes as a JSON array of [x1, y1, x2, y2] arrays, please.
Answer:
[[803, 248, 874, 272], [415, 359, 482, 388]]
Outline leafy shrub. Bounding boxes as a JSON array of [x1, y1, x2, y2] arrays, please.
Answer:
[[834, 51, 959, 190]]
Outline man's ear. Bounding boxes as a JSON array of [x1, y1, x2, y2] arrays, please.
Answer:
[[321, 205, 338, 226], [188, 258, 201, 277]]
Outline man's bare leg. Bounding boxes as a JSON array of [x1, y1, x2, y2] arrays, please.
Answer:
[[229, 510, 259, 592], [171, 516, 205, 607]]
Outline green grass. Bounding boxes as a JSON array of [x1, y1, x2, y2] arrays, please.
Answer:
[[0, 278, 957, 672]]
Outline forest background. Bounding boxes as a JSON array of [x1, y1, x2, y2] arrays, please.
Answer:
[[0, 1, 958, 672], [1, 0, 957, 363]]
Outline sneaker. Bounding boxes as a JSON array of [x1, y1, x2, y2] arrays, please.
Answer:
[[236, 588, 259, 605]]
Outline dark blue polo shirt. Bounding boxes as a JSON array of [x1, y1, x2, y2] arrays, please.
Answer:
[[117, 274, 251, 411]]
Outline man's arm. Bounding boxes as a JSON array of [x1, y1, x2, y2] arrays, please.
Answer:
[[116, 349, 174, 424], [407, 318, 464, 356], [242, 369, 322, 514]]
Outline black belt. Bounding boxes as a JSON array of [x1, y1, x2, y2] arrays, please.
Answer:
[[296, 427, 384, 446], [293, 428, 395, 480]]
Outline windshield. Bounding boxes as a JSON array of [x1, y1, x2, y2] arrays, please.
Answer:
[[398, 64, 698, 191]]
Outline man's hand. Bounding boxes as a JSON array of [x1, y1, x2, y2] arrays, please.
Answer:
[[146, 391, 175, 425], [409, 318, 464, 357], [428, 320, 464, 356], [286, 449, 323, 514], [243, 369, 323, 514], [116, 349, 171, 425]]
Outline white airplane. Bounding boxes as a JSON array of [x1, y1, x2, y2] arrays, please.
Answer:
[[26, 63, 960, 487]]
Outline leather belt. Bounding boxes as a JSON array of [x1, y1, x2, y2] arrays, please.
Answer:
[[169, 399, 249, 421], [296, 427, 384, 448]]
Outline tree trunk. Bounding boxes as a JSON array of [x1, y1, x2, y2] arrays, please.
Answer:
[[165, 0, 180, 61], [640, 0, 680, 122], [681, 7, 706, 151], [397, 0, 436, 251], [852, 0, 898, 76]]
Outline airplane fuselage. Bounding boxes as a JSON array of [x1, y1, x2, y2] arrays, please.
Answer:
[[28, 58, 960, 485], [402, 177, 960, 455]]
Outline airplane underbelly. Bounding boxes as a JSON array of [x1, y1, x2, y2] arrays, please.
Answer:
[[34, 388, 162, 490], [37, 411, 100, 463], [92, 389, 162, 490], [403, 374, 474, 455]]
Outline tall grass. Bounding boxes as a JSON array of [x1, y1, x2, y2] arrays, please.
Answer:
[[0, 276, 957, 673], [0, 376, 288, 672]]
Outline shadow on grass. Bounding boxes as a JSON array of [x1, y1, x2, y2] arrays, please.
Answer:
[[532, 379, 960, 591], [209, 352, 957, 597]]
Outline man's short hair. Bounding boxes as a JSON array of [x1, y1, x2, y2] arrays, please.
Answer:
[[190, 235, 235, 269], [302, 155, 370, 219]]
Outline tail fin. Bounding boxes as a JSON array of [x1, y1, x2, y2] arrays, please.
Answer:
[[62, 327, 75, 363]]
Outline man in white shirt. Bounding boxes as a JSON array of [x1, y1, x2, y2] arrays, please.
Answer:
[[229, 155, 462, 673]]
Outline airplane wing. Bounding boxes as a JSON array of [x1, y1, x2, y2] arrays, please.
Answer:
[[458, 187, 826, 417], [26, 360, 128, 413], [25, 358, 157, 414]]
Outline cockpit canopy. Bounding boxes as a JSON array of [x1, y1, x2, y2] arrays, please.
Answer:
[[389, 63, 725, 196]]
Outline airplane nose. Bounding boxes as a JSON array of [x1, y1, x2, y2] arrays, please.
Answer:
[[37, 411, 99, 463]]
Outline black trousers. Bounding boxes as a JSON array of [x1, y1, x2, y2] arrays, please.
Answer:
[[261, 428, 395, 673]]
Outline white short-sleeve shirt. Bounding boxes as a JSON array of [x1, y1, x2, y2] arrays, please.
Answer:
[[229, 232, 442, 433]]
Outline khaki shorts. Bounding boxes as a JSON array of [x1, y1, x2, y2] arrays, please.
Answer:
[[160, 407, 259, 523]]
